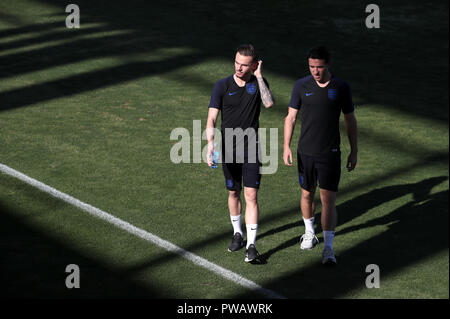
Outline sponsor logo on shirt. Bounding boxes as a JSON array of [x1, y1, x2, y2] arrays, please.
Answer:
[[305, 92, 314, 96], [228, 91, 238, 96]]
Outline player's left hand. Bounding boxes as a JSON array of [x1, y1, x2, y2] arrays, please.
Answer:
[[253, 60, 263, 78], [346, 151, 357, 172]]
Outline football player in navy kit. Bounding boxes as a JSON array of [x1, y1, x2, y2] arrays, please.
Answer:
[[283, 46, 358, 265], [206, 44, 274, 263]]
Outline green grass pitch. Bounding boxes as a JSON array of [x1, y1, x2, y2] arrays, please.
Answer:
[[0, 0, 448, 299]]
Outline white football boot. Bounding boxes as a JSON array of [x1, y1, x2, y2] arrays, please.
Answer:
[[300, 231, 319, 250]]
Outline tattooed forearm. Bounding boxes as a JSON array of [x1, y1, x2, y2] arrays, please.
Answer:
[[256, 77, 274, 108]]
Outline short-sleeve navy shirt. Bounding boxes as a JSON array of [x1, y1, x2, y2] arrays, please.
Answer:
[[289, 75, 354, 156], [209, 75, 268, 132]]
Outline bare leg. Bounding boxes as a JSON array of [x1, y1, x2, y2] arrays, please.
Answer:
[[301, 188, 316, 219], [319, 189, 337, 231], [228, 190, 241, 216], [243, 187, 258, 224]]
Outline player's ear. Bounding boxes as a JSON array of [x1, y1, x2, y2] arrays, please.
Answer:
[[251, 61, 258, 71]]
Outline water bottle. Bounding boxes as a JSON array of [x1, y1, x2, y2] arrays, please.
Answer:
[[211, 143, 219, 169]]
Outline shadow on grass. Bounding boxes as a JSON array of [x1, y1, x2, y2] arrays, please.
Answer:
[[0, 169, 447, 298], [260, 176, 448, 260], [0, 201, 162, 298], [0, 0, 448, 123], [105, 156, 448, 287], [239, 176, 448, 298], [0, 0, 448, 298]]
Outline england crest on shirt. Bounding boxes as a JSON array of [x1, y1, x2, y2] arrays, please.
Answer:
[[246, 82, 257, 95], [328, 88, 338, 100]]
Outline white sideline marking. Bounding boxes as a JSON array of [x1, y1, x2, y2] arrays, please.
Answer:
[[0, 163, 284, 299]]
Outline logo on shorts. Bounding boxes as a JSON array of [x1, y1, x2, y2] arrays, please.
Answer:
[[299, 175, 305, 186], [246, 83, 257, 95], [328, 89, 338, 100], [226, 179, 234, 188]]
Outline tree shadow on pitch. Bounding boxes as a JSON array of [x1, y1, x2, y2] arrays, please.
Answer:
[[246, 176, 448, 298], [261, 176, 447, 261], [0, 0, 447, 123], [0, 200, 163, 298]]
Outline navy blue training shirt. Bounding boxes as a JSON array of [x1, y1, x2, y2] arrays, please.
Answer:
[[289, 74, 354, 156], [209, 75, 269, 132]]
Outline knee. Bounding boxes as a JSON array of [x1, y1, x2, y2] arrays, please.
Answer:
[[320, 189, 336, 206], [229, 190, 241, 199], [301, 190, 314, 202], [244, 189, 258, 204]]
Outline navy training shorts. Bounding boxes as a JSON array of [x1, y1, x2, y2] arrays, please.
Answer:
[[297, 150, 341, 192]]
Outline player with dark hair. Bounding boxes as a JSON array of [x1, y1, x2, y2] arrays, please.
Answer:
[[206, 44, 274, 263], [283, 46, 358, 265]]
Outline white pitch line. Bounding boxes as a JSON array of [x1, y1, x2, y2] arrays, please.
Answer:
[[0, 163, 285, 299]]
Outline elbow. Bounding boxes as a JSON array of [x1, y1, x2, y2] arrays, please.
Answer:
[[264, 102, 274, 108]]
